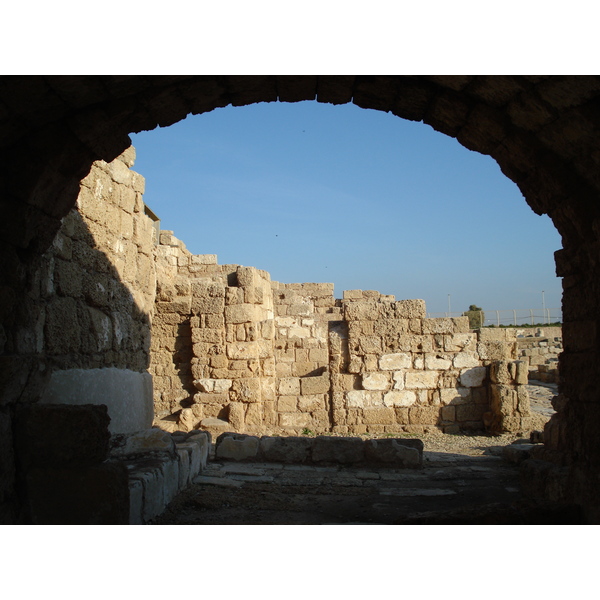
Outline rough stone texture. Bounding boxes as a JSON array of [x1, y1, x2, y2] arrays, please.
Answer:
[[215, 433, 260, 461], [364, 438, 424, 468], [259, 436, 313, 463], [311, 436, 365, 464], [3, 76, 600, 522]]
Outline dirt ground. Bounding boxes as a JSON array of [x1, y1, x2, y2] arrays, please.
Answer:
[[153, 382, 580, 525]]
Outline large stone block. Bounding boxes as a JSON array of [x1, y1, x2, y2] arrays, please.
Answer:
[[383, 390, 417, 407], [364, 438, 423, 467], [361, 373, 390, 390], [344, 301, 379, 321], [215, 433, 260, 461], [110, 428, 176, 458], [346, 390, 384, 407], [225, 304, 257, 324], [379, 352, 411, 370], [405, 371, 440, 389], [459, 367, 487, 387], [453, 351, 481, 369], [259, 436, 313, 463], [227, 341, 258, 360], [311, 436, 365, 464], [391, 299, 425, 319], [300, 374, 330, 395], [40, 368, 154, 434], [230, 378, 262, 403], [422, 317, 469, 334], [361, 407, 396, 424]]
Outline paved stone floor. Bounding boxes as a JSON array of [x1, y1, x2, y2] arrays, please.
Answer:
[[153, 450, 580, 525]]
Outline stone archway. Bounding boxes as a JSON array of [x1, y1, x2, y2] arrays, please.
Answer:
[[2, 75, 600, 522]]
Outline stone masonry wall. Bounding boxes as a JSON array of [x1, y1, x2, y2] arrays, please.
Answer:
[[37, 147, 155, 372], [150, 232, 534, 437], [24, 148, 534, 440], [16, 148, 157, 433], [515, 327, 562, 383]]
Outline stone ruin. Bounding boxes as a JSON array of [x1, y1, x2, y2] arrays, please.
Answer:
[[4, 75, 600, 524], [31, 147, 544, 443]]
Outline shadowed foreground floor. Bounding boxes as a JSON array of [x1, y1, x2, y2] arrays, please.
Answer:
[[152, 448, 582, 525]]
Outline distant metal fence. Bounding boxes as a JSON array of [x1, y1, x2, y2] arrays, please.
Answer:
[[426, 308, 562, 327]]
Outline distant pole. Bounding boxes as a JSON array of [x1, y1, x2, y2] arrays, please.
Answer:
[[542, 290, 546, 324], [448, 294, 451, 317]]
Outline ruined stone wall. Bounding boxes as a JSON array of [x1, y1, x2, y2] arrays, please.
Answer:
[[515, 327, 562, 383], [20, 148, 157, 432], [150, 239, 532, 436]]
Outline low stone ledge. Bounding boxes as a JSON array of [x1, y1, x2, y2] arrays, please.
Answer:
[[212, 433, 423, 468], [116, 428, 210, 523]]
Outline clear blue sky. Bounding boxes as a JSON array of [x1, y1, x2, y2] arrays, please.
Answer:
[[130, 100, 563, 317]]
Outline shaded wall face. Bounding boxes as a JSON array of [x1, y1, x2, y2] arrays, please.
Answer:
[[18, 149, 156, 433]]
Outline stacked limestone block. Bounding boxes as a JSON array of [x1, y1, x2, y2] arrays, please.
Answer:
[[271, 282, 340, 433], [34, 148, 155, 374], [485, 359, 537, 433], [331, 291, 506, 434], [188, 266, 278, 435]]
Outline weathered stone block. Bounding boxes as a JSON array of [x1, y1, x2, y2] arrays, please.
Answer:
[[453, 351, 481, 369], [230, 378, 261, 403], [279, 377, 301, 396], [439, 387, 470, 405], [425, 354, 452, 370], [346, 390, 384, 407], [300, 374, 329, 395], [409, 405, 440, 424], [362, 373, 390, 390], [344, 301, 379, 321], [392, 299, 426, 319], [193, 378, 232, 393], [225, 304, 257, 324], [311, 436, 365, 464], [279, 412, 312, 428], [455, 403, 486, 422], [227, 342, 258, 360], [259, 436, 313, 463], [110, 428, 175, 458], [364, 438, 423, 467], [361, 407, 396, 424], [383, 390, 417, 407], [193, 392, 229, 405], [298, 394, 326, 412], [245, 403, 264, 430], [215, 433, 260, 461], [490, 361, 513, 384], [379, 352, 412, 370], [405, 371, 440, 389], [459, 367, 487, 387]]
